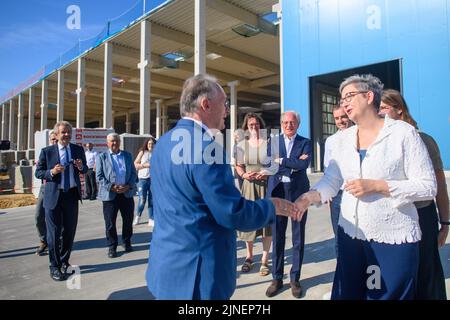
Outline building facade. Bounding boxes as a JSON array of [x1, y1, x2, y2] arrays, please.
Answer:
[[282, 0, 450, 170]]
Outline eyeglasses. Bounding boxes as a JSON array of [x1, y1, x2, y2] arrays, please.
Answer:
[[339, 91, 368, 106]]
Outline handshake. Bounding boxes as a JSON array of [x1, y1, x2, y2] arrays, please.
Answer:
[[270, 190, 321, 221]]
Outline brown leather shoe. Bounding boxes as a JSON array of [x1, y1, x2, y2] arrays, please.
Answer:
[[265, 279, 283, 297], [290, 281, 303, 298]]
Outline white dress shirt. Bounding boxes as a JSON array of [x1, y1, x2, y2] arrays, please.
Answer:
[[110, 150, 127, 185], [58, 143, 77, 190], [314, 117, 437, 244], [323, 130, 345, 190], [85, 149, 98, 169], [281, 134, 295, 183]]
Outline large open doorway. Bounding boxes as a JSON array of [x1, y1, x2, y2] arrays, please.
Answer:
[[309, 59, 402, 172]]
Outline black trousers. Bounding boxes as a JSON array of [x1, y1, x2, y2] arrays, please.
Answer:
[[102, 194, 134, 248], [271, 182, 308, 282], [417, 202, 447, 300], [35, 184, 46, 242], [45, 188, 79, 270], [85, 168, 97, 199]]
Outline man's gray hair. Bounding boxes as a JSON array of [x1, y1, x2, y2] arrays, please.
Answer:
[[107, 133, 120, 141], [281, 111, 301, 124], [339, 74, 384, 109], [179, 74, 222, 117], [53, 121, 73, 134]]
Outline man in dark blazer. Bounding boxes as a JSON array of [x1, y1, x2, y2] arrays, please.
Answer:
[[96, 133, 137, 258], [146, 74, 300, 300], [35, 121, 88, 281], [265, 111, 312, 298]]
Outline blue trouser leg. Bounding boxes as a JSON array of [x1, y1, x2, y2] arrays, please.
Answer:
[[45, 189, 79, 269], [136, 178, 150, 218], [365, 238, 418, 300], [147, 178, 153, 220], [331, 227, 367, 299], [271, 215, 288, 280], [332, 226, 419, 300], [290, 211, 307, 282], [330, 190, 342, 258]]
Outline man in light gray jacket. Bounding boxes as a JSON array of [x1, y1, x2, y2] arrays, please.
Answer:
[[96, 133, 137, 258]]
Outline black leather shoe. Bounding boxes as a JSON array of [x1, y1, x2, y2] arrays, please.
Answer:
[[122, 243, 133, 253], [50, 268, 66, 281], [108, 247, 117, 258], [265, 279, 283, 297], [290, 281, 303, 298]]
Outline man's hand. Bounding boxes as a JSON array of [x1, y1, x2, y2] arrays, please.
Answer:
[[113, 184, 130, 194], [74, 159, 83, 171], [299, 154, 309, 160], [274, 158, 282, 165], [118, 185, 130, 193], [270, 198, 301, 221], [51, 163, 65, 176]]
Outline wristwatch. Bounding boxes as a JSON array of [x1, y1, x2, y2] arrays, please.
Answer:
[[440, 220, 450, 226]]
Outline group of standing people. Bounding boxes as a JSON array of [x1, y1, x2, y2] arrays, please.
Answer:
[[295, 74, 448, 300], [146, 73, 448, 300], [33, 72, 447, 301], [34, 124, 156, 279]]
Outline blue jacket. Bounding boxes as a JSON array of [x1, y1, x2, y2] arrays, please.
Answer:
[[35, 143, 88, 210], [146, 119, 276, 300], [95, 150, 137, 201], [267, 134, 312, 201]]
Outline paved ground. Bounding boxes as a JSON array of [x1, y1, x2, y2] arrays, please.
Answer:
[[0, 178, 449, 300]]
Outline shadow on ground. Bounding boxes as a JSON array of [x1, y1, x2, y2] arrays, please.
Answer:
[[107, 286, 155, 300]]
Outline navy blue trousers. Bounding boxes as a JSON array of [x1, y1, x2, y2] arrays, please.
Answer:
[[331, 226, 418, 300], [329, 190, 342, 258], [45, 188, 79, 270], [271, 182, 307, 282]]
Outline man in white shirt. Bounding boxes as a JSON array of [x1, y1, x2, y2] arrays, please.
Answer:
[[84, 142, 98, 200], [323, 105, 353, 258]]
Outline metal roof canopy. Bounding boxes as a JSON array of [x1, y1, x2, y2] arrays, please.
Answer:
[[3, 0, 281, 128]]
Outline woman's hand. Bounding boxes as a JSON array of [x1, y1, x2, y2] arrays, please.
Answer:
[[242, 172, 258, 181], [344, 179, 389, 198], [438, 226, 448, 248]]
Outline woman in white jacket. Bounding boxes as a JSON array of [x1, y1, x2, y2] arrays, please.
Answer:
[[296, 74, 437, 299]]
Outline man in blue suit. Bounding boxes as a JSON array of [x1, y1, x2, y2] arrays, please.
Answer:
[[265, 111, 312, 298], [35, 121, 88, 281], [146, 74, 300, 300], [96, 133, 137, 258]]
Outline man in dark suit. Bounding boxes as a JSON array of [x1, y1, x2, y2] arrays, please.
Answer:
[[265, 111, 312, 298], [96, 133, 137, 258], [146, 74, 301, 300], [35, 121, 88, 281]]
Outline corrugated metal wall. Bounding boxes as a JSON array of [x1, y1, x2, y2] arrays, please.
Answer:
[[282, 0, 450, 169]]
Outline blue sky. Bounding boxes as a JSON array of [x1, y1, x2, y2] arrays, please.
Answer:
[[0, 0, 167, 100]]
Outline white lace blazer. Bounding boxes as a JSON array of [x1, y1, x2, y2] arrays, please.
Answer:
[[314, 116, 437, 244]]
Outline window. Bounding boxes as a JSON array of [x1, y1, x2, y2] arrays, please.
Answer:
[[321, 92, 338, 140]]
